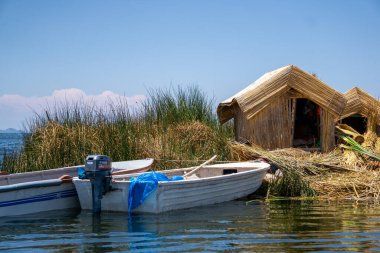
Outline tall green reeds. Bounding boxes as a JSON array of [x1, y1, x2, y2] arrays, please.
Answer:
[[340, 136, 380, 161], [2, 86, 233, 173], [144, 86, 215, 127]]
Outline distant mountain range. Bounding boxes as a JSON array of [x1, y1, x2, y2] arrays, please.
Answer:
[[0, 128, 23, 133]]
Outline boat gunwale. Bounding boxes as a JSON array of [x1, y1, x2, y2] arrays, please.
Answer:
[[0, 178, 64, 193], [99, 161, 270, 186], [157, 165, 269, 186], [0, 159, 153, 186]]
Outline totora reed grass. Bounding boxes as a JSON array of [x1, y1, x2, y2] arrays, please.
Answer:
[[2, 86, 233, 173]]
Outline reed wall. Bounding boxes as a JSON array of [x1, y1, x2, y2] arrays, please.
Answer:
[[233, 92, 337, 152], [320, 109, 336, 152], [234, 95, 292, 149]]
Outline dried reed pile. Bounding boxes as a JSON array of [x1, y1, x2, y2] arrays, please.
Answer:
[[337, 130, 380, 170], [229, 136, 380, 200], [310, 170, 380, 200], [229, 142, 329, 197]]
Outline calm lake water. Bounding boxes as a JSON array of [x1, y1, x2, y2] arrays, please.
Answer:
[[0, 133, 24, 166], [1, 200, 380, 252], [1, 134, 380, 252]]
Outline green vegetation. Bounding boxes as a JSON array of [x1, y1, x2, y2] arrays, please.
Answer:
[[2, 86, 233, 173], [340, 136, 380, 161]]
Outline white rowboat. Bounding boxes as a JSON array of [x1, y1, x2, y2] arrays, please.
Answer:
[[73, 161, 269, 213], [0, 159, 153, 217]]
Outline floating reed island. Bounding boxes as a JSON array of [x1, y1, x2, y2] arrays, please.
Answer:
[[2, 65, 380, 201], [229, 136, 380, 200], [217, 64, 380, 200]]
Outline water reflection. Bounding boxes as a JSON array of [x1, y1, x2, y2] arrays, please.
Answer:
[[0, 200, 380, 252]]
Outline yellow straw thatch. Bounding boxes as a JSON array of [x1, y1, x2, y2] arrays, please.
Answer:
[[340, 87, 380, 126], [217, 65, 346, 124]]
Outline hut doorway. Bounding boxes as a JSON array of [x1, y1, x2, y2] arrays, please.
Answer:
[[341, 114, 367, 134], [292, 98, 321, 148]]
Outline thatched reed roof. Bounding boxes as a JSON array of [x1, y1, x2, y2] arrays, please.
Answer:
[[217, 65, 346, 124], [340, 87, 380, 124]]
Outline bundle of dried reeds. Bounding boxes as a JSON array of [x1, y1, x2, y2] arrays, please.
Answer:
[[228, 141, 373, 199], [229, 142, 330, 197], [340, 133, 380, 169], [229, 141, 347, 174], [229, 127, 380, 200], [336, 124, 364, 143], [309, 170, 380, 200]]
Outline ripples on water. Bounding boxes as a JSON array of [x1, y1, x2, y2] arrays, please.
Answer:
[[1, 200, 380, 252]]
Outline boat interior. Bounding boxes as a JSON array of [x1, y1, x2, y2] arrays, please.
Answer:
[[112, 161, 269, 181]]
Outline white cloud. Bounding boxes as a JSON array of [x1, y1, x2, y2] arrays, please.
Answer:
[[0, 89, 146, 129]]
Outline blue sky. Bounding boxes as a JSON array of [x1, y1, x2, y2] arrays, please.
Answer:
[[0, 0, 379, 129]]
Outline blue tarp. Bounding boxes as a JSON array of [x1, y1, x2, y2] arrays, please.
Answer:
[[128, 172, 183, 212], [77, 167, 86, 179]]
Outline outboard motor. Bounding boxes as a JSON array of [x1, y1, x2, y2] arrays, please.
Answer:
[[85, 155, 112, 213]]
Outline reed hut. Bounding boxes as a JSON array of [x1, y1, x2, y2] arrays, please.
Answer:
[[339, 87, 380, 135], [217, 65, 346, 152]]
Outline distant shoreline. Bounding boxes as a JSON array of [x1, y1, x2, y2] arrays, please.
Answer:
[[0, 128, 23, 134]]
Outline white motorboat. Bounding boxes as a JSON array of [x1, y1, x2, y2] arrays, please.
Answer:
[[73, 160, 269, 213]]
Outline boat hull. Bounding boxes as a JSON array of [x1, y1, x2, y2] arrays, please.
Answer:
[[0, 181, 78, 217], [74, 162, 269, 213], [0, 159, 153, 217]]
